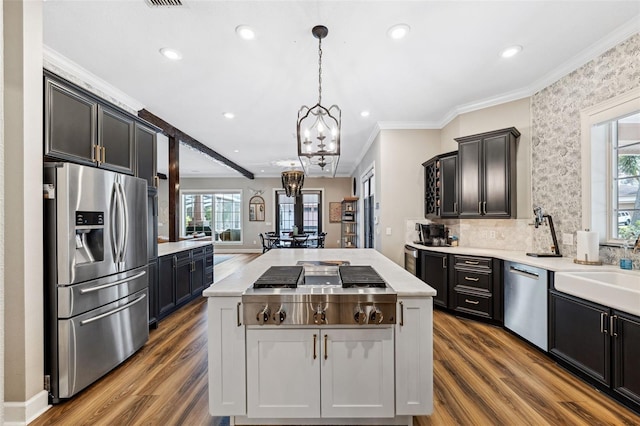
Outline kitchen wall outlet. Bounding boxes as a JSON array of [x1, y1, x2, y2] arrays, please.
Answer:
[[337, 240, 340, 244], [265, 222, 272, 226], [489, 231, 496, 239], [562, 233, 574, 245], [253, 240, 256, 245], [386, 227, 392, 235]]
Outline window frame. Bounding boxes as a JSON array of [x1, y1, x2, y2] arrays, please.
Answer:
[[274, 189, 323, 236], [581, 87, 640, 245], [180, 189, 243, 244]]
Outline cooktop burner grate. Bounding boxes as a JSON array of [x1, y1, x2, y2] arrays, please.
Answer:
[[253, 266, 303, 289], [339, 265, 386, 288]]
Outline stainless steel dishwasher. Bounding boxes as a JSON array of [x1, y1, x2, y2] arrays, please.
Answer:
[[504, 261, 549, 351]]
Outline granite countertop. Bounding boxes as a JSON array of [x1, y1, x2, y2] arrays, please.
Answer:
[[158, 239, 213, 257], [203, 248, 437, 298], [404, 241, 639, 275]]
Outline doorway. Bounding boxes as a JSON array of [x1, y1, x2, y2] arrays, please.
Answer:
[[362, 171, 375, 248]]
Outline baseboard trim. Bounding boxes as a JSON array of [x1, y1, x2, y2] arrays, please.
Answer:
[[4, 390, 50, 425]]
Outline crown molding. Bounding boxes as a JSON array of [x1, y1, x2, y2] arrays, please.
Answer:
[[43, 45, 145, 113], [377, 121, 441, 130]]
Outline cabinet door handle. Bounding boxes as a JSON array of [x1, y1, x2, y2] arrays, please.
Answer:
[[442, 256, 447, 269], [483, 201, 487, 215], [399, 301, 404, 327], [191, 261, 196, 272], [154, 176, 159, 188], [465, 260, 480, 265], [172, 255, 176, 268], [465, 299, 480, 305], [324, 334, 328, 360], [101, 146, 106, 164], [478, 202, 482, 214], [313, 334, 317, 359], [236, 302, 242, 327], [92, 144, 99, 162], [464, 276, 480, 282], [610, 315, 618, 337], [600, 312, 609, 334], [453, 202, 457, 214]]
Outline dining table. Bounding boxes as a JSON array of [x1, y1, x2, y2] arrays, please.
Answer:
[[266, 233, 319, 248]]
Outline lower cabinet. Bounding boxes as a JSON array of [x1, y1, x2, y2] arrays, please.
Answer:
[[421, 251, 449, 308], [157, 244, 214, 321], [208, 296, 245, 416], [550, 290, 640, 408], [246, 327, 395, 419], [451, 255, 502, 323]]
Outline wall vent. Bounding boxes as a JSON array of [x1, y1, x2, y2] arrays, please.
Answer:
[[145, 0, 184, 7]]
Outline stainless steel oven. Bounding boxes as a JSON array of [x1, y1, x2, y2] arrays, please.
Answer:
[[404, 245, 421, 276]]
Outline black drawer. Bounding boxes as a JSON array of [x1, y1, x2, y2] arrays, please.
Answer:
[[205, 245, 213, 255], [453, 289, 492, 318], [454, 255, 492, 270], [205, 255, 214, 268], [454, 269, 491, 292], [191, 247, 206, 258], [174, 250, 191, 264], [205, 269, 214, 285]]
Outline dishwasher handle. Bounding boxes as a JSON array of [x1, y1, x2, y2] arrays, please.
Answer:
[[508, 265, 539, 280]]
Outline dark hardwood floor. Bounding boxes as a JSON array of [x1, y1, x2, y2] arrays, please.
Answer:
[[32, 253, 639, 426]]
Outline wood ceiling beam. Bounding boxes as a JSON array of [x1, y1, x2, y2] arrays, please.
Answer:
[[138, 108, 255, 180]]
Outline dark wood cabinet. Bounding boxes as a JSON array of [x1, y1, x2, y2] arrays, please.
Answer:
[[44, 77, 97, 164], [158, 255, 176, 317], [156, 245, 214, 322], [455, 127, 519, 218], [550, 290, 640, 409], [422, 151, 457, 218], [613, 311, 640, 405], [44, 71, 157, 177], [135, 123, 158, 188], [451, 255, 502, 323], [147, 260, 158, 328], [97, 105, 135, 174], [421, 251, 449, 308]]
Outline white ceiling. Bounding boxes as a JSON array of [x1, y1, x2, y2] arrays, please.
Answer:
[[42, 1, 640, 178]]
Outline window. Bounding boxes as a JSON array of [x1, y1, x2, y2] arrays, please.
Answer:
[[582, 88, 640, 245], [182, 191, 242, 242], [276, 190, 322, 235]]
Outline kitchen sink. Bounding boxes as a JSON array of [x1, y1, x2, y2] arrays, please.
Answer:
[[554, 270, 640, 316]]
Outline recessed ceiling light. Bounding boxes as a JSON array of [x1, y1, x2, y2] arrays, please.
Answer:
[[360, 110, 370, 117], [387, 24, 410, 40], [234, 149, 239, 153], [236, 25, 256, 40], [260, 169, 265, 173], [500, 45, 523, 58], [159, 47, 182, 61], [223, 112, 235, 119]]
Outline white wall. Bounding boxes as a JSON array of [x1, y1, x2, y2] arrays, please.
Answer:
[[0, 1, 5, 422], [352, 131, 382, 252], [3, 0, 48, 423]]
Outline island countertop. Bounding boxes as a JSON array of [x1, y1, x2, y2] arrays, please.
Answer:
[[203, 248, 436, 297]]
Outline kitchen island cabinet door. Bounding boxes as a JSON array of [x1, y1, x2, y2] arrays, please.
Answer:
[[613, 310, 640, 406], [321, 328, 394, 418], [395, 297, 433, 416], [247, 328, 320, 418], [208, 297, 246, 416]]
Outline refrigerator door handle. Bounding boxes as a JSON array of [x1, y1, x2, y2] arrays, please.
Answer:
[[110, 182, 120, 261], [79, 293, 147, 326], [79, 270, 147, 294], [118, 182, 129, 262]]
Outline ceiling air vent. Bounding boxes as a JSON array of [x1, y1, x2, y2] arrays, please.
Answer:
[[145, 0, 183, 7]]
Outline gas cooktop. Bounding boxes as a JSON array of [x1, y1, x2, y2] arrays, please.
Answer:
[[251, 262, 386, 289]]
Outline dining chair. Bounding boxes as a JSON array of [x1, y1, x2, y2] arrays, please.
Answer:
[[292, 234, 309, 248], [318, 232, 327, 248], [259, 233, 271, 253]]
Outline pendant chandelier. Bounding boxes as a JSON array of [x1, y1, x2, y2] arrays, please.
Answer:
[[297, 25, 341, 177], [281, 163, 305, 197]]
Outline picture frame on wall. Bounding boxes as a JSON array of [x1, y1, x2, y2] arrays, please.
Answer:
[[329, 202, 341, 223]]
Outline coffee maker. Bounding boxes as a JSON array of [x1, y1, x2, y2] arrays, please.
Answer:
[[419, 223, 447, 246]]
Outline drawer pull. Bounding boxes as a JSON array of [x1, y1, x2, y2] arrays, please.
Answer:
[[313, 334, 317, 359], [464, 276, 480, 282], [236, 302, 242, 326], [399, 301, 404, 326], [464, 299, 480, 305], [465, 260, 480, 265]]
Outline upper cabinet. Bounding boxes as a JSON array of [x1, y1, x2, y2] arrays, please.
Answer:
[[135, 123, 158, 189], [44, 71, 157, 179], [423, 151, 458, 218], [455, 127, 520, 218]]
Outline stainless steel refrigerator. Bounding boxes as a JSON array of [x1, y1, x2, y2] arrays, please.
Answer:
[[43, 162, 148, 403]]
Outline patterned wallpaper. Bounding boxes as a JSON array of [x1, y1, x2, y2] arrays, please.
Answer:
[[531, 33, 640, 267]]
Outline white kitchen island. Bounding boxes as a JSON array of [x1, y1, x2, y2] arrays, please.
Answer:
[[204, 249, 436, 426]]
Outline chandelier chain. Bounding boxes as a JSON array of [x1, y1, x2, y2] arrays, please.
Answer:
[[318, 36, 323, 105]]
